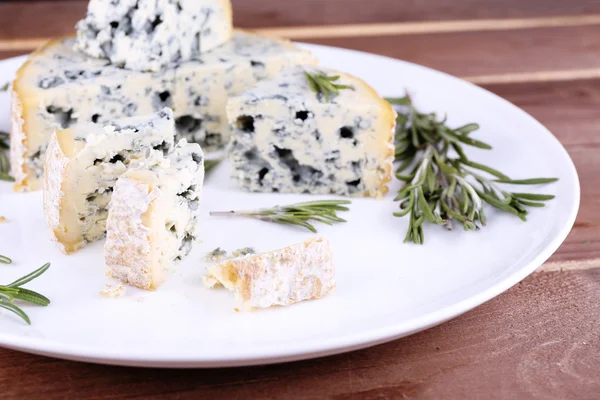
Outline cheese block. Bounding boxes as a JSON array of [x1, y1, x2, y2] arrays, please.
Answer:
[[11, 31, 317, 191], [105, 139, 204, 290], [43, 109, 175, 254], [75, 0, 233, 72], [226, 66, 396, 198], [204, 237, 335, 309]]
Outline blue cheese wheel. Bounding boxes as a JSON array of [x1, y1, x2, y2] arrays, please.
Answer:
[[105, 139, 205, 290], [75, 0, 233, 72], [11, 31, 317, 191], [43, 109, 175, 254], [226, 66, 396, 198]]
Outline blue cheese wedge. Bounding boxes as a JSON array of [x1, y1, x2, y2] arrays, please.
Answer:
[[204, 237, 335, 309], [105, 139, 204, 290], [43, 109, 175, 254], [11, 31, 316, 191], [75, 0, 233, 72], [227, 66, 396, 198]]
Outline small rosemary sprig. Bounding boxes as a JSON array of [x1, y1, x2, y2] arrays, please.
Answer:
[[387, 95, 558, 244], [204, 158, 222, 174], [0, 262, 51, 324], [0, 131, 14, 182], [304, 71, 351, 102], [210, 200, 351, 233]]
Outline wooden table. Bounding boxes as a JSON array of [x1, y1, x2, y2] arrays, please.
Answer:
[[1, 1, 599, 398]]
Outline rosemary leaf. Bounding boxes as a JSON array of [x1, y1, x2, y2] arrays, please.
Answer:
[[494, 177, 559, 185], [0, 261, 50, 324], [305, 71, 352, 103], [204, 158, 222, 174], [0, 82, 8, 92], [0, 255, 11, 264], [0, 301, 30, 325], [8, 262, 50, 288], [210, 200, 351, 232]]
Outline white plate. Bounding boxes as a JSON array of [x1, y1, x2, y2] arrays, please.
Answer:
[[0, 44, 579, 368]]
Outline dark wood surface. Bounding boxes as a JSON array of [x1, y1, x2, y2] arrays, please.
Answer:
[[0, 0, 598, 398]]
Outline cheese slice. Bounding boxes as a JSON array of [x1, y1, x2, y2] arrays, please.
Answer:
[[105, 139, 204, 290], [205, 237, 335, 309], [43, 109, 175, 254], [75, 0, 233, 72], [11, 31, 317, 191], [227, 66, 396, 198]]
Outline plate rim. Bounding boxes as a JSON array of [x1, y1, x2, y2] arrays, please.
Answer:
[[0, 42, 581, 367]]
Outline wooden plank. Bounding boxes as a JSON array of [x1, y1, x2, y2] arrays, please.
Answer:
[[481, 79, 600, 264], [308, 24, 600, 78], [260, 15, 600, 39], [0, 268, 598, 398], [2, 0, 600, 43]]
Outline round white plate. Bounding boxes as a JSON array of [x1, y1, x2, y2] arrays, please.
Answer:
[[0, 43, 579, 368]]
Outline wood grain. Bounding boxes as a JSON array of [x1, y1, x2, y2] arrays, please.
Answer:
[[1, 0, 599, 41], [308, 24, 600, 78], [0, 268, 597, 399]]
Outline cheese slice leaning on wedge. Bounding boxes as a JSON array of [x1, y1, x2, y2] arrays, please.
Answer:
[[43, 108, 176, 254]]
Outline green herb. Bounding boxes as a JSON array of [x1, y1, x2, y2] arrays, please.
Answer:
[[0, 82, 8, 92], [0, 262, 51, 324], [304, 71, 351, 102], [387, 95, 558, 244], [210, 200, 351, 233], [0, 255, 11, 264], [204, 158, 222, 174], [0, 131, 14, 182]]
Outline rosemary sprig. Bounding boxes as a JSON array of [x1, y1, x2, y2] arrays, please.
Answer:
[[387, 95, 558, 244], [0, 131, 14, 182], [0, 262, 51, 324], [210, 200, 351, 233], [304, 71, 351, 102], [204, 158, 222, 174]]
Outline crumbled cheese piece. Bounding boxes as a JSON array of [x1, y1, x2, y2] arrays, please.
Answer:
[[100, 283, 126, 298], [232, 247, 256, 257], [205, 247, 227, 262], [204, 237, 335, 309]]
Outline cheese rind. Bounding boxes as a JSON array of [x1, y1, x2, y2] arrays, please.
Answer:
[[205, 237, 335, 309], [11, 31, 316, 191], [75, 0, 233, 72], [227, 66, 395, 198], [105, 139, 205, 290], [42, 109, 175, 254]]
